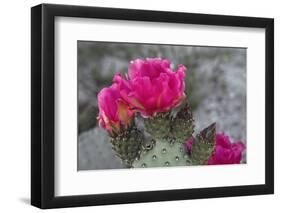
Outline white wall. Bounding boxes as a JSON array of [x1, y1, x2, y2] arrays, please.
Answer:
[[0, 0, 279, 212]]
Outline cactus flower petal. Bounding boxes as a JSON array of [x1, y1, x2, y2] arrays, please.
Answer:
[[207, 133, 246, 165], [97, 83, 134, 135], [115, 58, 187, 116]]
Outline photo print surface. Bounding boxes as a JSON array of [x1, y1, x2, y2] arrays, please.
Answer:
[[77, 41, 246, 170]]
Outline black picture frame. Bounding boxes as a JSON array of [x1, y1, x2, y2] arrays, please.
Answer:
[[31, 3, 274, 209]]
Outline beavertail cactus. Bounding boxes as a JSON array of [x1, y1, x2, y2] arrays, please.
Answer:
[[110, 123, 144, 167], [188, 123, 216, 165], [133, 139, 191, 168], [97, 58, 245, 169], [170, 99, 195, 143], [144, 112, 171, 139]]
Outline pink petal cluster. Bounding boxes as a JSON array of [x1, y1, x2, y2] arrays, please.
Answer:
[[97, 58, 187, 133], [97, 83, 134, 135], [207, 133, 246, 165], [184, 133, 245, 165], [114, 58, 186, 116]]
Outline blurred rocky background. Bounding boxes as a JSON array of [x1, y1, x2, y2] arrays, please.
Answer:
[[78, 41, 246, 170]]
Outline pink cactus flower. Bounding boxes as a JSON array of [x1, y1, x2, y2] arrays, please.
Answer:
[[114, 58, 186, 116], [184, 137, 194, 152], [97, 83, 134, 135], [207, 133, 246, 165]]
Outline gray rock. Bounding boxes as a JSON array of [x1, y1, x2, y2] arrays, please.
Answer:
[[78, 127, 125, 170], [193, 48, 247, 143]]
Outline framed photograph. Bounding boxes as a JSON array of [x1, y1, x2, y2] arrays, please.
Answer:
[[31, 3, 274, 209]]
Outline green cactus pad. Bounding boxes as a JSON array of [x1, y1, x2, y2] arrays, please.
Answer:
[[190, 123, 216, 165], [144, 112, 171, 139], [110, 125, 144, 167], [171, 100, 194, 143], [132, 139, 191, 168]]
